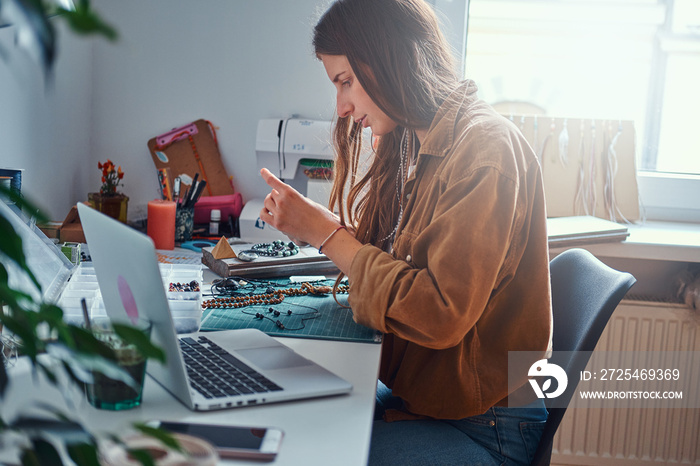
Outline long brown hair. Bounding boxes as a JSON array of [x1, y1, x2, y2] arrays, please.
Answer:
[[313, 0, 459, 249]]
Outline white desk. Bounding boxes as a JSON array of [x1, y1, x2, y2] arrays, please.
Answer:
[[2, 266, 382, 465], [3, 336, 381, 465]]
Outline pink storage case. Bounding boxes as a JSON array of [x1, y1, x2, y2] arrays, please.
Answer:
[[194, 193, 243, 224]]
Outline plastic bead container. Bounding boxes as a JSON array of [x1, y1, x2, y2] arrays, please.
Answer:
[[60, 262, 203, 334]]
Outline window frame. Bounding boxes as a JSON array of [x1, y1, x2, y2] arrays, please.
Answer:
[[445, 0, 700, 224]]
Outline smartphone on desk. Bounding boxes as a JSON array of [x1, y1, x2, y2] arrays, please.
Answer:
[[149, 420, 284, 461]]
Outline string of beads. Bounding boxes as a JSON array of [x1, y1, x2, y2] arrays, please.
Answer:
[[201, 282, 349, 309]]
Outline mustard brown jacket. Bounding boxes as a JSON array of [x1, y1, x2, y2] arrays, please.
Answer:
[[348, 80, 553, 420]]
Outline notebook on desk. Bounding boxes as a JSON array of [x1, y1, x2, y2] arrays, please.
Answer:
[[77, 204, 352, 411], [547, 215, 630, 248]]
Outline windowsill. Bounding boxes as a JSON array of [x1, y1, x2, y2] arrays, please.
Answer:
[[636, 172, 700, 224], [550, 220, 700, 263]]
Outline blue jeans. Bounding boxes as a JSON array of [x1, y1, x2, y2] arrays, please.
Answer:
[[369, 382, 547, 465]]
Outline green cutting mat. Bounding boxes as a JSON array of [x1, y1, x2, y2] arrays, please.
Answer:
[[200, 290, 382, 344]]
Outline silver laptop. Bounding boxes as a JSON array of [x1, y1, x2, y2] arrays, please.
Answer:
[[77, 203, 352, 411]]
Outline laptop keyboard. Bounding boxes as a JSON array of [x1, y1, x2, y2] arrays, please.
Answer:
[[179, 336, 283, 399]]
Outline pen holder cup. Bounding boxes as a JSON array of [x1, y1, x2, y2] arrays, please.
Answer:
[[85, 317, 152, 411], [175, 206, 195, 243]]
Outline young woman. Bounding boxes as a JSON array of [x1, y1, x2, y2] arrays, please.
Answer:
[[259, 0, 552, 463]]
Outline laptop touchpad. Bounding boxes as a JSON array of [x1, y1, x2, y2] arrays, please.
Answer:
[[238, 347, 314, 370]]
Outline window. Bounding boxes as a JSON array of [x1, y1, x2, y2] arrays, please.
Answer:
[[463, 0, 700, 222]]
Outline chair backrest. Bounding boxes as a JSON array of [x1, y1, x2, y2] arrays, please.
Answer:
[[530, 248, 636, 466]]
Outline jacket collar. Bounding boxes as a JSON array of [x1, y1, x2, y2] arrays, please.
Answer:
[[419, 80, 479, 159]]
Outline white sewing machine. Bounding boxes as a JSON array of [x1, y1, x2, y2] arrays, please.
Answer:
[[256, 118, 333, 185], [240, 117, 373, 240], [240, 118, 335, 240]]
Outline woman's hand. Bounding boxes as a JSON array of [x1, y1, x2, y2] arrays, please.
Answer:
[[259, 168, 363, 276], [259, 168, 340, 249]]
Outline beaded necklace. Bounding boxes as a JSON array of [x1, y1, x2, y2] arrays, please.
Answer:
[[378, 127, 412, 246], [201, 282, 349, 310], [203, 280, 350, 331]]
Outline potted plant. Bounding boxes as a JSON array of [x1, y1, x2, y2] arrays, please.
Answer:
[[88, 160, 128, 223], [1, 188, 177, 464], [0, 2, 180, 463]]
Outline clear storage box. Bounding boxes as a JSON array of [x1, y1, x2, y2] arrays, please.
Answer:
[[2, 201, 203, 334], [61, 262, 203, 334]]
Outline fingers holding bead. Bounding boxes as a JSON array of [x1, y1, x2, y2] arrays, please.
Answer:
[[262, 181, 298, 229], [263, 192, 276, 215], [260, 189, 282, 226], [259, 203, 273, 225], [268, 187, 282, 205]]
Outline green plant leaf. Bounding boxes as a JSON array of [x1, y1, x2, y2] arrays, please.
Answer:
[[0, 262, 8, 285], [22, 437, 63, 466], [28, 404, 79, 425], [68, 325, 118, 360], [12, 416, 97, 465], [0, 287, 26, 317], [54, 323, 76, 350], [125, 448, 157, 466], [12, 415, 91, 438], [38, 302, 64, 321], [0, 214, 41, 291], [0, 283, 35, 310], [55, 1, 117, 41], [112, 323, 166, 363], [132, 423, 184, 453], [20, 449, 43, 466], [0, 183, 49, 225], [2, 0, 57, 78], [66, 442, 101, 466], [0, 357, 8, 398], [45, 343, 139, 390], [36, 361, 58, 385], [60, 359, 85, 389], [1, 312, 39, 360], [37, 303, 65, 333]]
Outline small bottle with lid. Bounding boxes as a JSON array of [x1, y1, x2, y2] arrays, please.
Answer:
[[209, 209, 221, 236]]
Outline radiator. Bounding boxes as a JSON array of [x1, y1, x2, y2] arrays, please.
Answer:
[[551, 299, 700, 465]]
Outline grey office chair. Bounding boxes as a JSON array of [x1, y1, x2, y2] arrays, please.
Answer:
[[530, 248, 636, 466]]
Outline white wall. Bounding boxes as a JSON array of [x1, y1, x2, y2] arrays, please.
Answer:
[[1, 0, 467, 222], [89, 0, 337, 221], [0, 21, 94, 220]]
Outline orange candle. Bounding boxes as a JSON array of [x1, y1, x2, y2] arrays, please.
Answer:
[[147, 199, 176, 250]]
